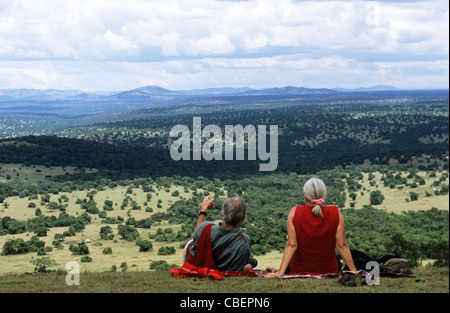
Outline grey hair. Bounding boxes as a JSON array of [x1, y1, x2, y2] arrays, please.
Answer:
[[303, 177, 327, 217], [222, 197, 247, 226]]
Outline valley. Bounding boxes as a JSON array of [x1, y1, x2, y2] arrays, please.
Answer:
[[0, 87, 448, 276]]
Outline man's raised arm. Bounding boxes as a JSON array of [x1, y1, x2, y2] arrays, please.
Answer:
[[195, 195, 215, 230]]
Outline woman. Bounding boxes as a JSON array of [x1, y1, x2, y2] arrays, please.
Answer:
[[267, 177, 357, 277]]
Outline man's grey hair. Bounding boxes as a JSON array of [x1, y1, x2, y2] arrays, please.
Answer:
[[222, 197, 247, 226]]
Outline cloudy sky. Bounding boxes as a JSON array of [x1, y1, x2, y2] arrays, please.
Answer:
[[0, 0, 448, 91]]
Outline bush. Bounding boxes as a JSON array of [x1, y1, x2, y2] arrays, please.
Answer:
[[410, 192, 419, 201], [103, 200, 114, 211], [150, 260, 176, 271], [103, 247, 113, 254], [69, 242, 89, 255], [118, 224, 140, 242], [100, 226, 114, 240], [34, 226, 48, 237], [1, 236, 46, 256], [137, 240, 152, 252], [158, 246, 176, 255], [37, 247, 47, 256], [370, 190, 384, 205], [27, 236, 46, 252], [31, 257, 57, 273], [2, 238, 28, 255]]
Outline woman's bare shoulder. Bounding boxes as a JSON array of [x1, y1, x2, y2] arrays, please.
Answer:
[[288, 205, 301, 218]]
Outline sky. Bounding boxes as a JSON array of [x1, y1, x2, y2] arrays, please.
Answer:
[[0, 0, 448, 91]]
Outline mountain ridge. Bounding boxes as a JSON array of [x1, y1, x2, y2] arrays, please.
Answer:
[[3, 84, 445, 101], [1, 84, 398, 100]]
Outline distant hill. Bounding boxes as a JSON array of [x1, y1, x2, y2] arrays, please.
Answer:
[[0, 85, 338, 102], [0, 88, 86, 100], [179, 87, 254, 95], [0, 88, 116, 101], [110, 86, 184, 99], [332, 85, 400, 92], [241, 86, 337, 95], [1, 85, 447, 132]]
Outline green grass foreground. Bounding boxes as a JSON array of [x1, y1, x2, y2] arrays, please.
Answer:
[[0, 267, 448, 293]]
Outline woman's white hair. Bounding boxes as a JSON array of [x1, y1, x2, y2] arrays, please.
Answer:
[[303, 177, 327, 217]]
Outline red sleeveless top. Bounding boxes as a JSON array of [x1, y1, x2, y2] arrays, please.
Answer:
[[289, 205, 340, 275]]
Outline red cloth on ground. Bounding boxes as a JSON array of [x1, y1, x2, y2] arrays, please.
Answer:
[[289, 205, 340, 275], [171, 262, 261, 280]]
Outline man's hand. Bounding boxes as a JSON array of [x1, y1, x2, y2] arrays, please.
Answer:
[[196, 195, 215, 230], [201, 195, 215, 212]]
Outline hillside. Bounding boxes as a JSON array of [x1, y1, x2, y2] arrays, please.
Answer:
[[2, 89, 449, 175], [0, 152, 448, 275], [0, 89, 448, 294]]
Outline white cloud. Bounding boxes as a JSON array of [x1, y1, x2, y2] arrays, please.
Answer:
[[98, 31, 137, 51], [0, 0, 448, 90], [183, 33, 236, 56]]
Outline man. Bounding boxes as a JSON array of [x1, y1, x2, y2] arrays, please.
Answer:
[[183, 195, 256, 272]]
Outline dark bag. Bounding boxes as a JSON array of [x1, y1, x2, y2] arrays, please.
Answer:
[[339, 272, 357, 287], [380, 258, 414, 277], [349, 250, 375, 270], [346, 250, 414, 277]]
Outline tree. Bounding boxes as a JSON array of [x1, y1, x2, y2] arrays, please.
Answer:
[[120, 261, 128, 272], [69, 242, 89, 255], [27, 236, 46, 252], [137, 240, 153, 252], [369, 190, 384, 205], [118, 224, 140, 242], [81, 256, 92, 262], [54, 233, 65, 242], [103, 247, 113, 254], [2, 238, 28, 255], [427, 239, 449, 267], [99, 226, 114, 240], [409, 192, 419, 201], [158, 246, 176, 255], [31, 257, 57, 273], [387, 233, 421, 267], [103, 200, 114, 211], [150, 260, 175, 271], [41, 193, 51, 204], [34, 226, 48, 237]]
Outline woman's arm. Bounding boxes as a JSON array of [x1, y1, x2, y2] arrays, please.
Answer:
[[335, 212, 357, 272], [266, 207, 298, 278]]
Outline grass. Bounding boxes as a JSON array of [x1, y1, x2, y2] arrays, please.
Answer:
[[0, 165, 448, 294], [0, 163, 97, 183], [0, 266, 447, 293], [0, 183, 198, 274], [345, 170, 449, 213]]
